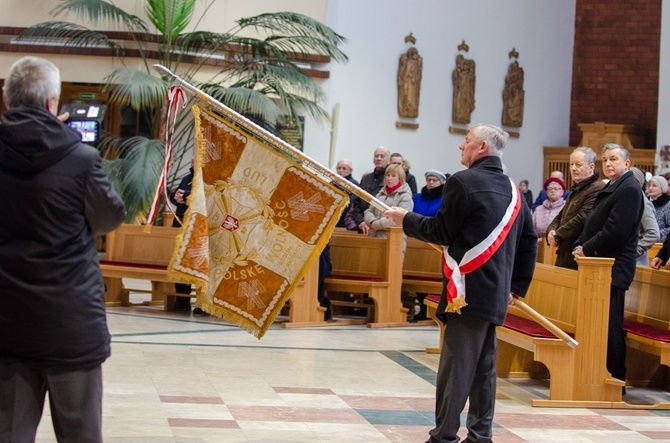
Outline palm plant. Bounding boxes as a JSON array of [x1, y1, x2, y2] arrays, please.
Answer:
[[19, 0, 347, 222]]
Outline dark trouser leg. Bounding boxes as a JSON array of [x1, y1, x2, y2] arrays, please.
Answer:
[[607, 285, 627, 381], [45, 365, 102, 443], [465, 323, 497, 442], [47, 365, 103, 443], [428, 315, 495, 443], [0, 361, 47, 443], [415, 293, 428, 320]]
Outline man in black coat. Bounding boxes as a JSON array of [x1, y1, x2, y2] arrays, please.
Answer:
[[343, 146, 390, 233], [0, 56, 125, 442], [573, 143, 643, 387], [384, 124, 537, 443], [334, 158, 360, 228]]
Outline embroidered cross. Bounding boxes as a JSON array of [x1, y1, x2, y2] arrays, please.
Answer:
[[238, 279, 267, 310], [586, 272, 605, 292], [288, 192, 324, 221]]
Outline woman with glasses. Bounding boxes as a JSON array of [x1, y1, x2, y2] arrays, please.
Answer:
[[533, 177, 566, 235]]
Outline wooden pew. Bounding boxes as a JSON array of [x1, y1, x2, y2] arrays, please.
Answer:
[[647, 242, 663, 263], [100, 224, 195, 310], [281, 258, 331, 328], [536, 233, 557, 265], [325, 227, 407, 326], [624, 265, 670, 387], [424, 257, 645, 408], [402, 237, 443, 295]]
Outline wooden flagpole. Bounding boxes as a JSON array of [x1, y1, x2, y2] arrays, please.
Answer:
[[152, 64, 391, 214]]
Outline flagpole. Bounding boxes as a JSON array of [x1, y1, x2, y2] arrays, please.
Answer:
[[152, 64, 390, 213]]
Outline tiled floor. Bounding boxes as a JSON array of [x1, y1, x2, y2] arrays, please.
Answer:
[[34, 286, 670, 442]]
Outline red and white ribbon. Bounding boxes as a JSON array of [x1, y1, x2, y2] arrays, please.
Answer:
[[442, 178, 522, 308], [145, 85, 187, 228]]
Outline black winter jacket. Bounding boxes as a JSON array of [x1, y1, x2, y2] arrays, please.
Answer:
[[0, 106, 125, 368], [576, 170, 643, 290], [403, 156, 537, 325]]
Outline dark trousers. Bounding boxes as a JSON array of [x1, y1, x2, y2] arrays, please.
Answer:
[[607, 285, 627, 381], [428, 315, 497, 443], [0, 361, 103, 443]]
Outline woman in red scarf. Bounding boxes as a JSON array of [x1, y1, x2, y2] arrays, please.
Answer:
[[364, 164, 414, 252]]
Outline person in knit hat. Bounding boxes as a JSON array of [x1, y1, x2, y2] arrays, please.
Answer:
[[646, 175, 670, 242], [412, 169, 448, 217], [410, 169, 450, 321], [533, 177, 566, 235]]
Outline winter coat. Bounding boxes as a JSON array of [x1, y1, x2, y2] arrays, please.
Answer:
[[413, 184, 444, 216], [402, 156, 537, 325], [651, 194, 670, 242], [345, 167, 386, 228], [546, 174, 605, 269], [576, 170, 643, 290], [532, 197, 566, 235], [364, 182, 413, 251], [0, 105, 125, 369], [636, 198, 659, 265]]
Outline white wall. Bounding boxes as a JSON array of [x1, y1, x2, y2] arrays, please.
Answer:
[[302, 0, 576, 196]]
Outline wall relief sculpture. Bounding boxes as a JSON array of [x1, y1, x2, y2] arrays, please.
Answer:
[[502, 48, 525, 128], [452, 41, 475, 125], [397, 33, 422, 120]]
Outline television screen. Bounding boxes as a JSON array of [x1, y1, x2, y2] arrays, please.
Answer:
[[68, 120, 99, 143]]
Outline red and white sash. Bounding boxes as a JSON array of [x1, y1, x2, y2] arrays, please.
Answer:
[[441, 178, 522, 313]]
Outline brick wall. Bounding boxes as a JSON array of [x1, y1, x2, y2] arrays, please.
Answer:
[[570, 0, 661, 147]]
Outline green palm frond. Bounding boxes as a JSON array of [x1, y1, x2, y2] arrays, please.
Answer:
[[51, 0, 148, 33], [17, 21, 119, 50], [146, 0, 195, 41], [102, 136, 165, 222], [236, 12, 348, 62], [200, 85, 284, 125], [103, 68, 168, 110]]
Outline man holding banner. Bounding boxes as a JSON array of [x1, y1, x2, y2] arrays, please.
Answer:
[[384, 124, 537, 443]]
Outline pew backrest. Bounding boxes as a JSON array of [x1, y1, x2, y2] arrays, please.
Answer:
[[105, 224, 177, 266]]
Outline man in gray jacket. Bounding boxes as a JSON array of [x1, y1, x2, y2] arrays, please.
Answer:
[[0, 56, 125, 442]]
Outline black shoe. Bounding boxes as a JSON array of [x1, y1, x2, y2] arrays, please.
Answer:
[[193, 307, 210, 316]]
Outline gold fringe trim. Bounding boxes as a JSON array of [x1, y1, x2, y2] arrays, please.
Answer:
[[446, 295, 468, 314]]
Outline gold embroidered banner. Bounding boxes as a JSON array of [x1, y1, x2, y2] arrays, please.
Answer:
[[168, 104, 348, 338]]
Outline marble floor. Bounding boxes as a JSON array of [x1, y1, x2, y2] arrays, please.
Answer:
[[34, 285, 670, 442]]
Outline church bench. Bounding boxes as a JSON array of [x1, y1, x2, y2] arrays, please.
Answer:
[[402, 237, 443, 293], [623, 266, 670, 385], [647, 242, 663, 264], [100, 224, 195, 310], [425, 257, 636, 408], [324, 227, 407, 326], [536, 233, 557, 265], [280, 258, 332, 328]]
